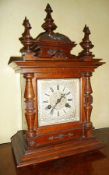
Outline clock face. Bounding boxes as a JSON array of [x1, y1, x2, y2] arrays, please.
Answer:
[[37, 79, 80, 126]]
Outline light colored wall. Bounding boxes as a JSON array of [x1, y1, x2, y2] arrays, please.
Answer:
[[0, 0, 109, 143]]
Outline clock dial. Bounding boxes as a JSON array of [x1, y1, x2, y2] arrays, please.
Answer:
[[37, 79, 80, 126]]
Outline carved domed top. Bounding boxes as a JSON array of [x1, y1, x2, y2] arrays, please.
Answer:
[[32, 4, 76, 58], [35, 4, 73, 45], [19, 4, 77, 59], [9, 4, 102, 63], [36, 32, 73, 44]]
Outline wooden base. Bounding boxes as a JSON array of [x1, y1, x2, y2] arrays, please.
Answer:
[[11, 130, 103, 168]]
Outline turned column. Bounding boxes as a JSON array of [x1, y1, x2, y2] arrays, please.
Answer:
[[24, 73, 35, 138], [78, 25, 95, 138], [83, 72, 93, 137]]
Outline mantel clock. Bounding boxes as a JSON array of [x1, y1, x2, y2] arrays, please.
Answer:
[[9, 4, 104, 167]]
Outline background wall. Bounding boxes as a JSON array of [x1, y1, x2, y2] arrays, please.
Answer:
[[0, 0, 109, 143]]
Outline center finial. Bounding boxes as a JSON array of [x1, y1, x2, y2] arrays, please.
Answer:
[[41, 4, 57, 34]]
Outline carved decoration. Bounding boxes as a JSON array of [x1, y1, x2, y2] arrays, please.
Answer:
[[83, 72, 93, 137], [19, 17, 33, 55], [48, 49, 68, 58], [18, 4, 77, 60], [31, 4, 76, 59], [24, 73, 35, 138], [49, 133, 74, 141], [79, 25, 94, 59]]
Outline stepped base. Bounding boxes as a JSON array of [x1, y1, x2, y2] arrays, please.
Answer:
[[11, 130, 103, 167]]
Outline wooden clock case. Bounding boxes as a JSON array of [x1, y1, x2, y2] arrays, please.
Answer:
[[9, 4, 104, 167]]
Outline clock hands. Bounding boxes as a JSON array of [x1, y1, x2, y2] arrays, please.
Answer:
[[44, 87, 72, 115], [50, 94, 66, 114]]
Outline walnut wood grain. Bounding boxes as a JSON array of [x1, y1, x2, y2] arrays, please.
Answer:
[[19, 17, 33, 55], [1, 128, 109, 175], [8, 4, 105, 167], [41, 3, 57, 33], [79, 25, 94, 59], [83, 72, 93, 137], [23, 73, 36, 139]]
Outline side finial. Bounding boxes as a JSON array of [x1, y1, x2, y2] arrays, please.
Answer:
[[19, 17, 33, 55], [41, 4, 57, 34], [79, 25, 94, 59]]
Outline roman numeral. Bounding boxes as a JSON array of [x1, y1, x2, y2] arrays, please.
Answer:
[[68, 99, 72, 101], [63, 87, 65, 91], [63, 109, 66, 113], [43, 100, 48, 103], [50, 87, 54, 92], [57, 111, 60, 116], [45, 93, 50, 96], [66, 92, 70, 95], [57, 85, 59, 90]]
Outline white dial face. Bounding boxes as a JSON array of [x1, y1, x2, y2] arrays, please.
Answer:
[[37, 79, 80, 126]]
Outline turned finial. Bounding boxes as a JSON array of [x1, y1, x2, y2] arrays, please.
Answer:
[[79, 25, 94, 58], [19, 17, 33, 55], [41, 4, 57, 33]]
